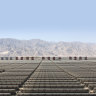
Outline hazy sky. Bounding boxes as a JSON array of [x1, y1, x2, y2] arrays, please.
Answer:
[[0, 0, 96, 42]]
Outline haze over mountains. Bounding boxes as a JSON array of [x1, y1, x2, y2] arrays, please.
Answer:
[[0, 38, 96, 57]]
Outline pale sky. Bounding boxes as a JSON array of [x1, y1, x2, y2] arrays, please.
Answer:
[[0, 0, 96, 42]]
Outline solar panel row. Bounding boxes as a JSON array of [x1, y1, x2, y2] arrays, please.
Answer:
[[0, 59, 96, 96]]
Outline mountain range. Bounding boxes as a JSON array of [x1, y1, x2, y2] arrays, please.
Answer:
[[0, 38, 96, 57]]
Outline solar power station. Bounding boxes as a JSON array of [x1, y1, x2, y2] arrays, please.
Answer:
[[0, 57, 96, 96]]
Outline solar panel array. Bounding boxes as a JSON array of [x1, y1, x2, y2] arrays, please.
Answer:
[[0, 58, 96, 96]]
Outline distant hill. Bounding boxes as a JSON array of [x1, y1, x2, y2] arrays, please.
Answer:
[[0, 38, 96, 57]]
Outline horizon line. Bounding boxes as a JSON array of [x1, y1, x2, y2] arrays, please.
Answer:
[[0, 38, 95, 44]]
